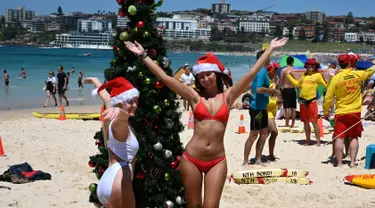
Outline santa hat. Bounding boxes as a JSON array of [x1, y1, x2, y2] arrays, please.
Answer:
[[304, 58, 320, 69], [223, 68, 232, 79], [338, 54, 350, 65], [348, 52, 360, 63], [267, 62, 280, 72], [192, 53, 225, 75], [91, 77, 139, 106]]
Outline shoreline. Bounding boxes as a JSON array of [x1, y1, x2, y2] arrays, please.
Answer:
[[0, 104, 103, 118], [2, 44, 373, 57]]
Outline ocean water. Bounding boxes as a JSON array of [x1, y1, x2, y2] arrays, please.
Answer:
[[0, 46, 256, 110]]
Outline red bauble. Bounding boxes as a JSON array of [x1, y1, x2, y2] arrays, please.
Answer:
[[136, 172, 145, 179], [118, 10, 126, 17], [136, 21, 145, 28], [116, 0, 125, 4], [147, 49, 157, 58], [170, 161, 177, 169], [98, 167, 105, 175], [154, 81, 162, 89], [88, 160, 95, 168], [95, 140, 101, 146]]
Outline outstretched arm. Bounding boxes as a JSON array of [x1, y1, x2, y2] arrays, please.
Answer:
[[226, 38, 288, 106], [125, 41, 199, 104], [84, 77, 111, 109]]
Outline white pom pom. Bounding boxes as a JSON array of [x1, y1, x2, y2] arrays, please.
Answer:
[[91, 88, 99, 97]]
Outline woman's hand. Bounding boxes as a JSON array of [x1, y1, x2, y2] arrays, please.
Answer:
[[83, 77, 98, 84], [102, 107, 129, 121], [125, 41, 145, 55], [270, 37, 288, 49]]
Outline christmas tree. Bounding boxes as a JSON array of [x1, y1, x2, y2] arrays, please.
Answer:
[[87, 0, 186, 207]]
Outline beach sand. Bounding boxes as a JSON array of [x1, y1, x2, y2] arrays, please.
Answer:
[[1, 104, 375, 208]]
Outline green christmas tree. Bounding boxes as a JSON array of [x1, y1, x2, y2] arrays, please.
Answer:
[[88, 0, 186, 207]]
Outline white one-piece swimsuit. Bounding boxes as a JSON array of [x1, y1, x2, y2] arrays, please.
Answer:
[[97, 120, 139, 205]]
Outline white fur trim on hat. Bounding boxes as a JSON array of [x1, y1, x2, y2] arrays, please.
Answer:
[[192, 63, 221, 75], [109, 88, 140, 106]]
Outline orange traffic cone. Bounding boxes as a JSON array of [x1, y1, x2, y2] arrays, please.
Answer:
[[318, 117, 324, 138], [0, 137, 6, 157], [237, 114, 246, 134], [188, 111, 194, 129], [59, 105, 66, 120], [100, 106, 105, 122]]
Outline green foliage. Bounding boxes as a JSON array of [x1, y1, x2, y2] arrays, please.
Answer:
[[155, 12, 173, 18], [57, 6, 63, 16], [2, 27, 18, 40], [88, 1, 186, 207], [166, 40, 255, 52], [298, 28, 306, 40], [345, 12, 354, 25], [209, 26, 261, 44], [274, 24, 282, 37]]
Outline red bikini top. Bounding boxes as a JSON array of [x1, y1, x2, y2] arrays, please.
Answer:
[[194, 94, 230, 122]]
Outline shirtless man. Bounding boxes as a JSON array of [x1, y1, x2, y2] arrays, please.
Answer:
[[279, 56, 297, 127]]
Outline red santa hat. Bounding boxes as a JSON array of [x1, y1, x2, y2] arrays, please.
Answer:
[[348, 52, 361, 63], [338, 54, 350, 64], [304, 58, 320, 69], [267, 62, 280, 72], [91, 77, 139, 106], [192, 52, 225, 75]]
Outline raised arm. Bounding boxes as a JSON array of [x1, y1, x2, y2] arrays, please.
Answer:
[[286, 72, 302, 88], [226, 38, 288, 105], [84, 77, 111, 109], [125, 41, 199, 104], [360, 65, 375, 81]]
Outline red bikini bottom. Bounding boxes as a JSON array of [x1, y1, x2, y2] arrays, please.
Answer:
[[183, 152, 226, 173]]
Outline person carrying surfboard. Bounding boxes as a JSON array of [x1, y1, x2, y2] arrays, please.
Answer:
[[123, 37, 288, 208], [286, 58, 327, 146], [324, 54, 375, 168]]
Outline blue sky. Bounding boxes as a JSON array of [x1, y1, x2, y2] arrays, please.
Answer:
[[1, 0, 374, 17]]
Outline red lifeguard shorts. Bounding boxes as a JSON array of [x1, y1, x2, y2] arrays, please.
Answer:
[[334, 113, 363, 139], [300, 101, 318, 122]]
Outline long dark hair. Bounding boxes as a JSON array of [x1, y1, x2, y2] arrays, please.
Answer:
[[195, 72, 233, 94]]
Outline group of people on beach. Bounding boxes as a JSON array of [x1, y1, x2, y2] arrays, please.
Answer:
[[84, 37, 375, 208], [85, 38, 288, 208], [43, 66, 84, 107], [2, 65, 84, 107]]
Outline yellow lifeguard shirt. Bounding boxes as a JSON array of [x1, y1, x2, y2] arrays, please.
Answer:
[[266, 80, 277, 118], [287, 72, 327, 100], [324, 67, 375, 115]]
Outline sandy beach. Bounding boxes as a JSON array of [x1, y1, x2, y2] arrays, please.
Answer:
[[1, 104, 375, 208]]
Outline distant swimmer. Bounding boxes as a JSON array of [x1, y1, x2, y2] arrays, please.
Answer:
[[71, 67, 75, 74], [19, 68, 27, 79], [3, 70, 9, 86], [78, 71, 84, 88]]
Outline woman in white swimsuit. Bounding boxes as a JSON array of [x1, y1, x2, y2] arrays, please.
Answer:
[[84, 77, 140, 208]]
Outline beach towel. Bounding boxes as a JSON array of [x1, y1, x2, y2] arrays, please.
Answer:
[[0, 162, 51, 184]]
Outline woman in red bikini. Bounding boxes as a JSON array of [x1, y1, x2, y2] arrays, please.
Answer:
[[124, 38, 288, 207]]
